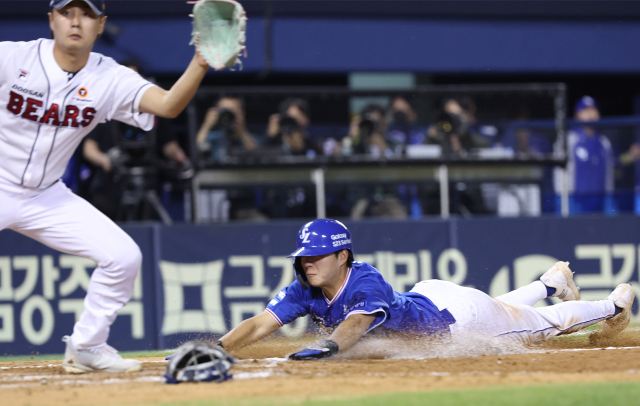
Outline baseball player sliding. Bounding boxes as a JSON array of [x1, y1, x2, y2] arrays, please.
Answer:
[[216, 219, 635, 360], [0, 0, 241, 373]]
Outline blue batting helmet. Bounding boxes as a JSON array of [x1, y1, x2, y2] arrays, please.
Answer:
[[288, 219, 354, 289]]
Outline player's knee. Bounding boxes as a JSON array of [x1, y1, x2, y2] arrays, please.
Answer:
[[119, 242, 143, 274], [100, 240, 142, 276]]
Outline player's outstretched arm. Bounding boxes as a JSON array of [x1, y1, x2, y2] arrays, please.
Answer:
[[329, 313, 376, 352], [138, 52, 210, 119], [218, 310, 281, 353], [289, 313, 375, 361]]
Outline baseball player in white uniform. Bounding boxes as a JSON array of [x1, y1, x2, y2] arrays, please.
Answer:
[[0, 0, 219, 373]]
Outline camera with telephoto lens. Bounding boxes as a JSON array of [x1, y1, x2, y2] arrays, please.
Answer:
[[393, 111, 410, 125], [114, 123, 155, 167], [433, 111, 464, 156], [279, 114, 302, 137], [359, 112, 382, 139], [213, 108, 236, 131]]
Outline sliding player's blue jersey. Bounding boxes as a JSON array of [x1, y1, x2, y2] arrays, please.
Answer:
[[266, 261, 455, 335]]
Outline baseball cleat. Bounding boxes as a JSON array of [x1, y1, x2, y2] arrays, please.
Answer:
[[602, 283, 635, 337], [62, 336, 142, 374], [540, 261, 581, 301]]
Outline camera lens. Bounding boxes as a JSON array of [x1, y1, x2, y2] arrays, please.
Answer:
[[393, 111, 409, 125], [279, 114, 301, 137], [215, 109, 236, 130], [359, 113, 380, 138]]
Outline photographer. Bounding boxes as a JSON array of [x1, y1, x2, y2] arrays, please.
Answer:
[[427, 98, 490, 157], [266, 98, 319, 157], [344, 103, 396, 158], [196, 96, 259, 163], [81, 117, 193, 221], [387, 96, 427, 146]]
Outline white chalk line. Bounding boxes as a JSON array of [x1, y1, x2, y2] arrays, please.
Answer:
[[535, 345, 640, 354], [0, 375, 165, 389], [0, 364, 59, 370], [0, 361, 167, 370], [0, 371, 277, 389], [0, 370, 162, 381]]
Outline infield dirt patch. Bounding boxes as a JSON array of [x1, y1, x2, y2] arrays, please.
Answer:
[[2, 329, 640, 406]]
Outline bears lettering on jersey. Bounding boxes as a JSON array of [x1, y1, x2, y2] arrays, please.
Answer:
[[7, 90, 96, 128], [0, 39, 156, 189]]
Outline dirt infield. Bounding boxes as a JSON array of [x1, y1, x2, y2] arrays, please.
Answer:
[[2, 329, 640, 406]]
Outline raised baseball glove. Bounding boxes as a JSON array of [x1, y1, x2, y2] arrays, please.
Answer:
[[164, 341, 235, 383], [189, 0, 247, 70]]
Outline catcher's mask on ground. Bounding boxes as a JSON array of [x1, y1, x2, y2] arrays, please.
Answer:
[[288, 219, 354, 289], [164, 341, 235, 384]]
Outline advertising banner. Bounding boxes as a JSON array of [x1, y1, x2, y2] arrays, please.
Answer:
[[1, 217, 638, 355], [0, 226, 157, 355]]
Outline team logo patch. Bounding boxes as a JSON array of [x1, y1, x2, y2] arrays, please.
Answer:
[[18, 69, 28, 81], [78, 88, 88, 98], [348, 291, 366, 307], [345, 291, 367, 313], [299, 227, 312, 243]]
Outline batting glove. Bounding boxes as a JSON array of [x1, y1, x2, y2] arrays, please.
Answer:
[[288, 340, 339, 361]]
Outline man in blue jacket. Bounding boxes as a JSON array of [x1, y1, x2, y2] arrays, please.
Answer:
[[555, 96, 614, 213]]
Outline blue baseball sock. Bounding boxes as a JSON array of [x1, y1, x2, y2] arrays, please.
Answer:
[[540, 280, 556, 297], [614, 305, 623, 316]]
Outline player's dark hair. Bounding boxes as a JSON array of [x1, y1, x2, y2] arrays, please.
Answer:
[[334, 249, 354, 268]]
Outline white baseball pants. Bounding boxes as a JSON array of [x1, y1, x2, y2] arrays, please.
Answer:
[[411, 279, 616, 344], [0, 178, 141, 349]]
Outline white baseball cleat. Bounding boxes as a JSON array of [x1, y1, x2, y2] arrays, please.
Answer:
[[540, 261, 581, 301], [62, 336, 142, 374], [602, 283, 635, 337]]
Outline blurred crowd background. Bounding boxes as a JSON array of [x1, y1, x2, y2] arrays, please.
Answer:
[[4, 0, 640, 224]]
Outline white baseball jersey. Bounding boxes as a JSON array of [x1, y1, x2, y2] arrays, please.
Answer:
[[0, 39, 157, 189]]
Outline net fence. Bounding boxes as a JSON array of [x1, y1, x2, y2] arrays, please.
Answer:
[[184, 83, 629, 222]]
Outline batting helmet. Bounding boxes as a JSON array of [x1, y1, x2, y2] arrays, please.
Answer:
[[287, 219, 354, 289]]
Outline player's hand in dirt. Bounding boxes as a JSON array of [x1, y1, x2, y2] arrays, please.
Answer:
[[288, 340, 338, 361]]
